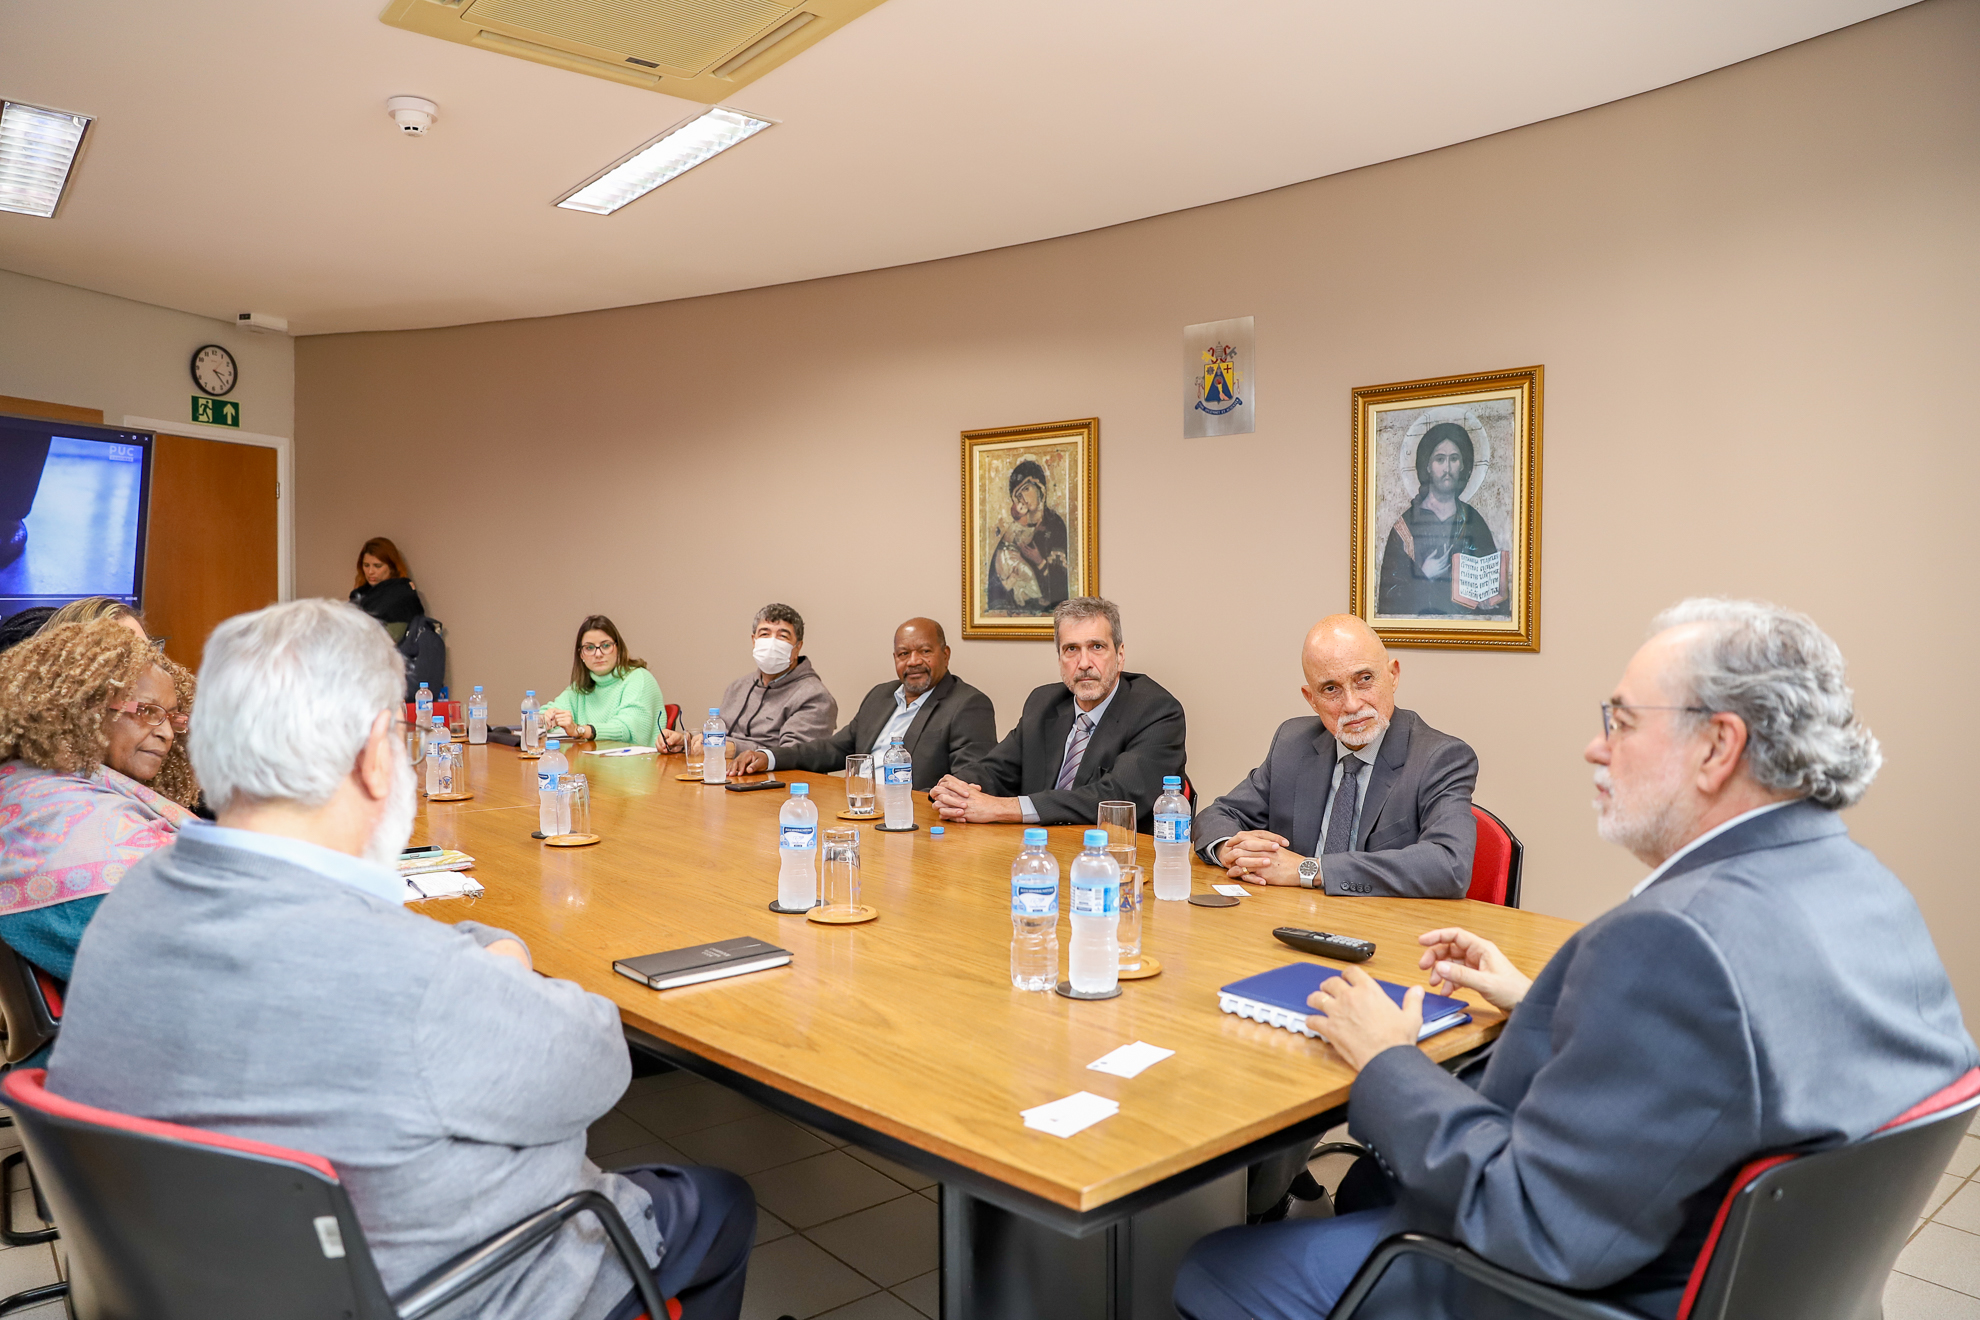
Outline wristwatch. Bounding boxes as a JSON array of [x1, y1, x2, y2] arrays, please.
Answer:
[[1297, 857, 1322, 889]]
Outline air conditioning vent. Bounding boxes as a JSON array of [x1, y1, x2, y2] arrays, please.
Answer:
[[379, 0, 885, 101]]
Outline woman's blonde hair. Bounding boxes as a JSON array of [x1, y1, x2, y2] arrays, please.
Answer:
[[0, 619, 198, 807], [42, 596, 145, 633]]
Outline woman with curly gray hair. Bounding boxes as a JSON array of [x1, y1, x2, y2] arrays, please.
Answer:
[[0, 618, 198, 999]]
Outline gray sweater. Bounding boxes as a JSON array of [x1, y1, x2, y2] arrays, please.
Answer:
[[46, 831, 658, 1320]]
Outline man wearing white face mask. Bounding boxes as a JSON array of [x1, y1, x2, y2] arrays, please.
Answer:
[[661, 603, 838, 766]]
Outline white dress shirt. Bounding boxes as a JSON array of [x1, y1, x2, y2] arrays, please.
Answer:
[[1018, 679, 1122, 824]]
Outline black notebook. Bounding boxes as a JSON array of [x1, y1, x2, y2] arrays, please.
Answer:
[[613, 937, 792, 990]]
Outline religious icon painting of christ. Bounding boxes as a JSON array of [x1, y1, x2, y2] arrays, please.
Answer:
[[1350, 367, 1543, 652], [962, 418, 1099, 640]]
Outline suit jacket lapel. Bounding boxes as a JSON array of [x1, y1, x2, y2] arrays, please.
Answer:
[[1293, 723, 1334, 856], [853, 684, 896, 757], [1043, 690, 1078, 787], [1355, 710, 1414, 849], [903, 673, 955, 755]]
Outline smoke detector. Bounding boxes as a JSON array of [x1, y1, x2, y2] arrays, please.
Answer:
[[386, 96, 438, 136]]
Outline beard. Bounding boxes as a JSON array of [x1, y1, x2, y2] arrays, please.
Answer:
[[1335, 706, 1390, 749], [1591, 763, 1689, 862], [361, 751, 419, 870]]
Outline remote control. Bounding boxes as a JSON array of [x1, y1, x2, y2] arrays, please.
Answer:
[[1272, 927, 1376, 963]]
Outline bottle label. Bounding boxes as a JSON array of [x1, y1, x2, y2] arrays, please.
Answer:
[[1154, 814, 1189, 843], [539, 773, 560, 791], [780, 825, 816, 850], [1012, 883, 1058, 916], [1070, 882, 1118, 916], [882, 764, 912, 786], [705, 734, 726, 750]]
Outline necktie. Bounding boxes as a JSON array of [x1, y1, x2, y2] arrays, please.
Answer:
[[1323, 757, 1361, 855], [1055, 714, 1093, 791]]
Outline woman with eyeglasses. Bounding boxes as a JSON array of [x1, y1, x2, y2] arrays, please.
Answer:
[[538, 615, 662, 745], [0, 618, 198, 1033]]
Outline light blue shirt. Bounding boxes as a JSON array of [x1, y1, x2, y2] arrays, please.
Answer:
[[178, 820, 404, 906], [870, 684, 932, 762], [1019, 678, 1123, 824]]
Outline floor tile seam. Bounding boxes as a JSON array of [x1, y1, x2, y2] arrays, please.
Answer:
[[1892, 1265, 1980, 1301], [783, 1189, 927, 1233], [790, 1233, 896, 1294]]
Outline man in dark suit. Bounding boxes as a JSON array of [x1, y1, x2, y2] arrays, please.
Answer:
[[1174, 599, 1977, 1320], [931, 597, 1185, 830], [733, 618, 994, 792], [1195, 615, 1477, 899]]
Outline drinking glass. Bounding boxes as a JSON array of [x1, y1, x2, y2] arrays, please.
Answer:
[[1098, 801, 1137, 854], [683, 733, 705, 777], [822, 828, 861, 913], [448, 707, 468, 741], [1116, 864, 1143, 971], [404, 727, 425, 770], [845, 755, 876, 816], [564, 774, 591, 838]]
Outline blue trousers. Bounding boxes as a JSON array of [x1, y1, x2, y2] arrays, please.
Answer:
[[604, 1165, 757, 1320], [1173, 1208, 1396, 1320]]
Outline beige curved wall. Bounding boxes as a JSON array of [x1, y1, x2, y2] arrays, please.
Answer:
[[297, 0, 1980, 1007]]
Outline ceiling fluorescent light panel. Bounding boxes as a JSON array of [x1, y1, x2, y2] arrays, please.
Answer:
[[557, 108, 772, 216], [0, 101, 92, 218]]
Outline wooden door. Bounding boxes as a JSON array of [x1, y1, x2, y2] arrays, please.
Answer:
[[146, 434, 278, 672]]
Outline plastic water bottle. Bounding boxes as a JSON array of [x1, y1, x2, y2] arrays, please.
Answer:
[[415, 681, 433, 729], [1010, 828, 1060, 991], [521, 690, 540, 752], [879, 736, 913, 829], [1153, 775, 1192, 901], [424, 716, 452, 796], [467, 686, 488, 745], [537, 738, 570, 835], [701, 708, 728, 785], [1068, 828, 1121, 994], [777, 783, 818, 909]]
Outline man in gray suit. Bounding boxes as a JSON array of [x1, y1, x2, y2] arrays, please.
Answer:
[[1175, 599, 1977, 1320], [1195, 614, 1477, 899], [733, 617, 996, 791], [47, 601, 755, 1320]]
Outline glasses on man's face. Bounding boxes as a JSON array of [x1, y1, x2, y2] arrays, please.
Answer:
[[108, 701, 189, 733], [580, 643, 615, 656], [1599, 702, 1713, 741]]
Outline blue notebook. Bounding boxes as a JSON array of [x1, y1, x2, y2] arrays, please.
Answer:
[[1218, 963, 1472, 1042]]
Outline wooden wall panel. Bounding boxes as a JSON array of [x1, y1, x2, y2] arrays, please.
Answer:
[[0, 395, 103, 425], [145, 434, 277, 671]]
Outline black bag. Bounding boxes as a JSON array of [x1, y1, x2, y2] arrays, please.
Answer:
[[398, 615, 447, 702]]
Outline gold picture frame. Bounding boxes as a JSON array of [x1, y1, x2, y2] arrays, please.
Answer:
[[962, 418, 1099, 640], [1350, 366, 1542, 651]]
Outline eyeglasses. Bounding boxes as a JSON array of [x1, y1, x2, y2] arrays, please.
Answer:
[[107, 701, 189, 732], [579, 643, 616, 656], [1599, 702, 1713, 740]]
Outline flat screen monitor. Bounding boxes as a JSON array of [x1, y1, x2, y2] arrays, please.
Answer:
[[0, 414, 154, 619]]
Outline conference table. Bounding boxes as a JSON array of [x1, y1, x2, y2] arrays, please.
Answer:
[[407, 740, 1579, 1320]]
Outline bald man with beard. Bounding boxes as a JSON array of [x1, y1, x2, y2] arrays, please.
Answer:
[[734, 618, 995, 792], [1195, 615, 1479, 900]]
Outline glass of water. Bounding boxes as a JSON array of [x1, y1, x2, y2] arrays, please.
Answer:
[[845, 755, 876, 816], [565, 774, 590, 838], [1116, 864, 1143, 971], [822, 828, 861, 913], [1098, 801, 1137, 854], [683, 732, 704, 777]]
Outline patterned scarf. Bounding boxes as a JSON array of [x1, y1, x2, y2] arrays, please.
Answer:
[[0, 761, 195, 917]]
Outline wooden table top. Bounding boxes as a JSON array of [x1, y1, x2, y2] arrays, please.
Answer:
[[408, 741, 1579, 1218]]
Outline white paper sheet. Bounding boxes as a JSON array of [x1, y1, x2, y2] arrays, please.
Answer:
[[402, 871, 485, 903], [1087, 1041, 1175, 1079], [1212, 884, 1249, 897], [585, 746, 658, 757], [1020, 1091, 1119, 1138]]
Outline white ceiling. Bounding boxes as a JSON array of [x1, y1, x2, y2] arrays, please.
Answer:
[[0, 0, 1909, 335]]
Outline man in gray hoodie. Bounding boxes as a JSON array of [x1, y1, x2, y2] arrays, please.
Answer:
[[662, 602, 839, 768], [46, 600, 754, 1320]]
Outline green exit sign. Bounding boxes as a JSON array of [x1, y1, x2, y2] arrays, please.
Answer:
[[192, 395, 241, 428]]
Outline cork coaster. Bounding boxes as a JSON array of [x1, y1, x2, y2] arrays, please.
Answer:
[[807, 905, 879, 926], [544, 833, 601, 847], [425, 792, 474, 802], [837, 810, 881, 822], [1116, 955, 1163, 980], [677, 772, 719, 782]]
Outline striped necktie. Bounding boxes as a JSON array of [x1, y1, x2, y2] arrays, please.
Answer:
[[1055, 714, 1094, 790]]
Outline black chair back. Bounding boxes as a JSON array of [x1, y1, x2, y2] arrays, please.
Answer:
[[1, 1068, 396, 1320], [0, 943, 60, 1065], [1679, 1070, 1980, 1320]]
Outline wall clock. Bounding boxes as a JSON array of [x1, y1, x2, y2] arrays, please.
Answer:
[[190, 344, 238, 397]]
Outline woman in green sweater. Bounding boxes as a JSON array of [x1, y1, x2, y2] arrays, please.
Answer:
[[540, 615, 663, 745]]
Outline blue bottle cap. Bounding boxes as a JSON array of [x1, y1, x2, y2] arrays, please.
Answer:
[[546, 738, 560, 750], [1163, 775, 1181, 787], [473, 685, 483, 692], [432, 716, 445, 726], [526, 690, 535, 696], [1023, 828, 1048, 847], [709, 707, 720, 715], [418, 681, 428, 689], [930, 826, 944, 836], [1083, 828, 1108, 848], [790, 783, 809, 795]]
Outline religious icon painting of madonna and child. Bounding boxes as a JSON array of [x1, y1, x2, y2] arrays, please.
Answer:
[[1349, 367, 1543, 651], [961, 418, 1099, 641]]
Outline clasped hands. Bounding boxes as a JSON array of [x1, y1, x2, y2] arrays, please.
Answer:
[[1216, 830, 1308, 885], [1304, 927, 1533, 1071], [928, 775, 1022, 823]]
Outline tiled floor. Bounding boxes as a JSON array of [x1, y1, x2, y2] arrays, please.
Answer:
[[0, 1120, 66, 1319], [1889, 1112, 1980, 1319]]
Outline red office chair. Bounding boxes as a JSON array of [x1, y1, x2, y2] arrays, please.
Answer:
[[1466, 804, 1523, 908], [1328, 1067, 1980, 1320], [0, 1068, 681, 1320], [664, 703, 682, 733]]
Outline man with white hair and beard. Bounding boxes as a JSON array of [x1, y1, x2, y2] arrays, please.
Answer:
[[45, 600, 755, 1320], [1174, 599, 1976, 1320]]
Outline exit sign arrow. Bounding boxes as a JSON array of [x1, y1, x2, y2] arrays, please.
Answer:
[[192, 395, 241, 428]]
